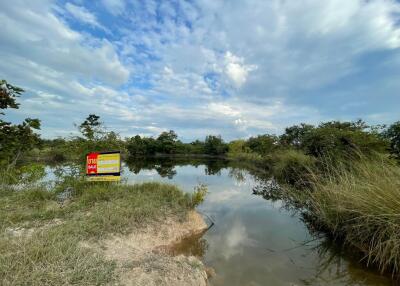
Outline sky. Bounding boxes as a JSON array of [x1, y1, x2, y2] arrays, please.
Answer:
[[1, 0, 400, 141]]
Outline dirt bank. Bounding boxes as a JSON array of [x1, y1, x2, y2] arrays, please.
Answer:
[[84, 210, 209, 286]]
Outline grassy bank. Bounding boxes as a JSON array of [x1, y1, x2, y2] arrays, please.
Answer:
[[282, 156, 400, 275], [0, 180, 206, 285]]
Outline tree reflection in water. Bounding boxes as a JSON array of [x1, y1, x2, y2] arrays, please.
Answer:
[[125, 156, 231, 179], [39, 157, 394, 285], [252, 179, 393, 286], [297, 234, 393, 286]]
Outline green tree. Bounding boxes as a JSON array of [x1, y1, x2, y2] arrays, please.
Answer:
[[280, 123, 314, 148], [0, 80, 41, 167], [79, 114, 102, 140], [142, 137, 158, 155], [127, 135, 159, 156], [228, 139, 248, 154], [188, 140, 205, 154], [127, 135, 146, 156], [302, 122, 387, 159], [204, 135, 228, 155], [246, 134, 278, 155], [156, 130, 178, 154], [319, 119, 368, 131], [0, 79, 23, 113], [384, 121, 400, 161]]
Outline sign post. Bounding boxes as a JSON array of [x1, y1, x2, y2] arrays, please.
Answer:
[[86, 151, 121, 182]]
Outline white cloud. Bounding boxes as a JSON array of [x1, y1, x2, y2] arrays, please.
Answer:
[[1, 0, 400, 140], [224, 52, 257, 87], [208, 102, 240, 117], [0, 0, 131, 137], [0, 1, 129, 86], [65, 3, 105, 30], [102, 0, 125, 15]]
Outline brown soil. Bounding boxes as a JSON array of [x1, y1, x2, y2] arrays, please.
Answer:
[[86, 210, 209, 286]]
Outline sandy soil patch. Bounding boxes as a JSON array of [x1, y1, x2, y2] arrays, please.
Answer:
[[87, 210, 209, 286]]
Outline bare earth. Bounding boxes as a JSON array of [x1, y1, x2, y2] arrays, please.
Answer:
[[85, 210, 209, 286]]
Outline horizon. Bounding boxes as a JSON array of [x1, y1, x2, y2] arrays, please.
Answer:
[[1, 0, 400, 141]]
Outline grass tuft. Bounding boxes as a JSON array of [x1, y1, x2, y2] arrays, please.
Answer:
[[299, 156, 400, 274]]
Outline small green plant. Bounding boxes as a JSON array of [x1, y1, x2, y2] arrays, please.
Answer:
[[189, 183, 208, 208]]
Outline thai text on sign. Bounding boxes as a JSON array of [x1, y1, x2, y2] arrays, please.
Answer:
[[86, 151, 121, 181]]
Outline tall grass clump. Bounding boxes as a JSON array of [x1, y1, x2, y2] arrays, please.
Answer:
[[271, 149, 316, 187], [302, 156, 400, 275]]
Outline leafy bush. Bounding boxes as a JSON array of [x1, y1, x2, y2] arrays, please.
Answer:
[[0, 80, 41, 167], [280, 123, 314, 148], [0, 163, 46, 187], [271, 149, 316, 187], [204, 135, 228, 155], [245, 134, 279, 155], [302, 127, 387, 159], [383, 121, 400, 162]]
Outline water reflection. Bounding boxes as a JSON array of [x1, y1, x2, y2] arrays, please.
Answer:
[[125, 156, 231, 179], [167, 230, 209, 257], [42, 157, 393, 286]]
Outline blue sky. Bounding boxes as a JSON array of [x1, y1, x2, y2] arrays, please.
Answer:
[[1, 0, 399, 141]]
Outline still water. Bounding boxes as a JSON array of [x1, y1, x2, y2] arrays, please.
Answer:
[[48, 158, 393, 286]]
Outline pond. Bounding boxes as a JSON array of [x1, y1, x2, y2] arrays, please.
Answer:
[[46, 158, 393, 286]]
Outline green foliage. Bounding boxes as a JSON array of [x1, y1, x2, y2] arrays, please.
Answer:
[[228, 139, 247, 154], [299, 157, 400, 274], [127, 135, 158, 156], [246, 134, 278, 155], [156, 130, 178, 154], [0, 79, 23, 113], [204, 135, 228, 155], [384, 121, 400, 161], [279, 120, 388, 161], [38, 117, 125, 163], [79, 114, 102, 140], [271, 149, 316, 186], [127, 132, 227, 157], [280, 123, 314, 148], [188, 184, 208, 208], [17, 164, 46, 186], [302, 124, 387, 159], [72, 115, 125, 161], [0, 80, 41, 167], [0, 118, 41, 164], [188, 140, 206, 154]]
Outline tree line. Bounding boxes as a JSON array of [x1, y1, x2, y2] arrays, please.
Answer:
[[1, 79, 400, 166]]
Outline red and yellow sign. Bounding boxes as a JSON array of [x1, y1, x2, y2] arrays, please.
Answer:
[[86, 151, 121, 181]]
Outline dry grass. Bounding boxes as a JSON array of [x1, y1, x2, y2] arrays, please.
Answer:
[[301, 156, 400, 274], [0, 181, 206, 285]]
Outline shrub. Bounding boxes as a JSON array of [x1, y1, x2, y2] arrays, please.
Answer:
[[302, 126, 387, 160], [245, 134, 279, 155], [189, 184, 208, 208], [383, 121, 400, 162], [271, 149, 316, 187], [204, 135, 228, 155]]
